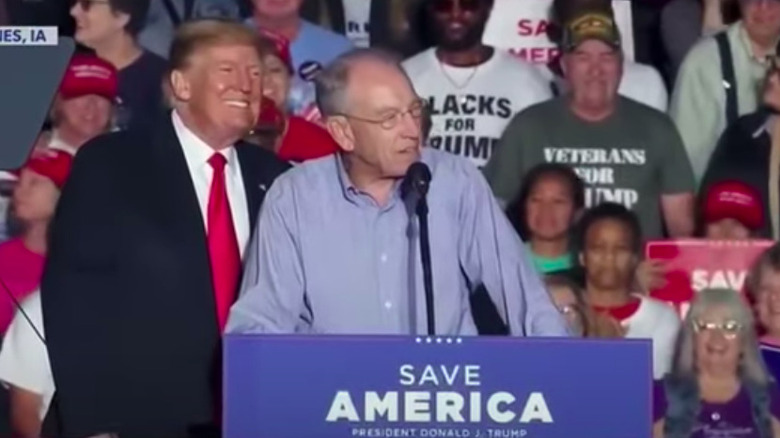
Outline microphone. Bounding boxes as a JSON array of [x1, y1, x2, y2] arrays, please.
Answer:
[[402, 162, 435, 336], [402, 162, 432, 200]]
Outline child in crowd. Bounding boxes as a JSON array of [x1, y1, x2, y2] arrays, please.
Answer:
[[748, 242, 780, 382], [544, 275, 621, 338], [576, 203, 681, 378], [0, 149, 72, 335], [700, 180, 763, 240], [507, 163, 584, 276]]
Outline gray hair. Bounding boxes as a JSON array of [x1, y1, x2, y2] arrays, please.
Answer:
[[314, 48, 403, 117], [671, 288, 768, 384]]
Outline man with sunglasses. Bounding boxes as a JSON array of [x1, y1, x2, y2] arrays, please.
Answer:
[[226, 48, 569, 337], [402, 0, 551, 169], [70, 0, 167, 132]]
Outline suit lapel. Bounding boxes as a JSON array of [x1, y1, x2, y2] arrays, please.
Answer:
[[235, 144, 265, 233], [148, 115, 216, 316]]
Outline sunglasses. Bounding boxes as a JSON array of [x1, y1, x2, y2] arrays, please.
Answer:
[[431, 0, 482, 13], [693, 320, 743, 339], [74, 0, 110, 11]]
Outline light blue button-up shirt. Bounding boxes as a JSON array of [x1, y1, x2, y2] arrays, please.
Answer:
[[226, 148, 569, 336]]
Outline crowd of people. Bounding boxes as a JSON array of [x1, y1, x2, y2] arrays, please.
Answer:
[[0, 0, 778, 436]]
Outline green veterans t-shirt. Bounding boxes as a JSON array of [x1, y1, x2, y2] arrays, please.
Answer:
[[484, 97, 695, 238]]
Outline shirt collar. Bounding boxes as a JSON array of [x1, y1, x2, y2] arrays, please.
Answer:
[[334, 153, 406, 208], [738, 22, 776, 65], [48, 130, 78, 155], [752, 113, 776, 138], [171, 110, 237, 171]]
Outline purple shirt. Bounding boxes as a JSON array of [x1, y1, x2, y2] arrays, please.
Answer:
[[226, 148, 569, 335], [653, 380, 780, 437], [761, 342, 780, 383]]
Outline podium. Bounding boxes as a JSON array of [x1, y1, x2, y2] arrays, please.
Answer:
[[224, 335, 653, 438]]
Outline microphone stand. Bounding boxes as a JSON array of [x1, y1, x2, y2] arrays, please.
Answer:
[[415, 197, 435, 336]]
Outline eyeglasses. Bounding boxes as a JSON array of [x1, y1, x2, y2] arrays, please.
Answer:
[[693, 320, 743, 339], [431, 0, 482, 13], [339, 99, 426, 130], [75, 0, 110, 11]]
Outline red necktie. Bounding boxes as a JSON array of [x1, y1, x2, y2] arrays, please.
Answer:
[[207, 153, 241, 332]]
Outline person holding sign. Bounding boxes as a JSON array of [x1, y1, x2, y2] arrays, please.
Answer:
[[401, 0, 552, 169], [227, 48, 569, 336], [653, 288, 780, 438], [484, 5, 696, 239], [576, 203, 680, 378]]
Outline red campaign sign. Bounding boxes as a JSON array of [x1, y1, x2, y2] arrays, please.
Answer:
[[645, 240, 774, 318]]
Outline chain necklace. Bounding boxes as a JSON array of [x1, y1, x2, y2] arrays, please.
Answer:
[[437, 57, 480, 104]]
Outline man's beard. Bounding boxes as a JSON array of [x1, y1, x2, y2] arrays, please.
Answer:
[[432, 20, 487, 52]]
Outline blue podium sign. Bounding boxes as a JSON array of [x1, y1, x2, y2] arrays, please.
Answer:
[[224, 335, 652, 438]]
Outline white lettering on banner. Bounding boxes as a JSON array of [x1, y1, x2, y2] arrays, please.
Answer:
[[691, 270, 748, 292], [325, 364, 553, 424], [483, 0, 635, 63], [544, 147, 644, 210]]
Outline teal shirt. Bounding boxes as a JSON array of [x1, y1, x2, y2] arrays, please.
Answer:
[[528, 247, 573, 274]]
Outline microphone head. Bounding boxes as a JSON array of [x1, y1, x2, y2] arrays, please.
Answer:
[[403, 162, 432, 198]]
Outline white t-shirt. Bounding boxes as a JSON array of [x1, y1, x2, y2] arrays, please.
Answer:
[[0, 291, 54, 420], [623, 295, 681, 379], [342, 0, 371, 48], [403, 48, 553, 168], [541, 59, 669, 112]]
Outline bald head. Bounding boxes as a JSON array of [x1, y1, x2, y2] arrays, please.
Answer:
[[315, 48, 406, 117]]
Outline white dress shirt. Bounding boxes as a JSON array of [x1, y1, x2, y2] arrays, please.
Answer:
[[171, 111, 250, 257]]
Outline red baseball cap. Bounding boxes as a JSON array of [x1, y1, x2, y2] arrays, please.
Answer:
[[703, 181, 763, 230], [59, 54, 118, 101], [15, 148, 74, 189], [259, 29, 293, 73]]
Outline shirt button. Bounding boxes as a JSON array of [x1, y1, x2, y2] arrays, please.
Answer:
[[384, 301, 393, 309], [380, 253, 388, 263]]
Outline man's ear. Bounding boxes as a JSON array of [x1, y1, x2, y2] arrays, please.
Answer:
[[170, 70, 192, 102], [325, 117, 355, 152]]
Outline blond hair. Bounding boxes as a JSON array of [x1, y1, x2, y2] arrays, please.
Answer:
[[168, 18, 273, 73]]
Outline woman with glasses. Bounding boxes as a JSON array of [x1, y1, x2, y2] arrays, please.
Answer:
[[653, 288, 780, 438]]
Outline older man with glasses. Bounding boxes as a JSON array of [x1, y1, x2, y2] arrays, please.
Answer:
[[226, 48, 569, 337]]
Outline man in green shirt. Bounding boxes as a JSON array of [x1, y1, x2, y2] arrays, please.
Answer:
[[484, 5, 695, 239]]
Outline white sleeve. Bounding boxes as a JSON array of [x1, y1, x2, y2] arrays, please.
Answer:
[[0, 292, 51, 395]]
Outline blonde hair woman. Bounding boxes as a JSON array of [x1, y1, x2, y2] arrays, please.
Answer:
[[653, 288, 780, 438]]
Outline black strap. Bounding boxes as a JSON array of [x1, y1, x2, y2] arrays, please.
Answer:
[[161, 0, 195, 26], [715, 32, 738, 125]]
